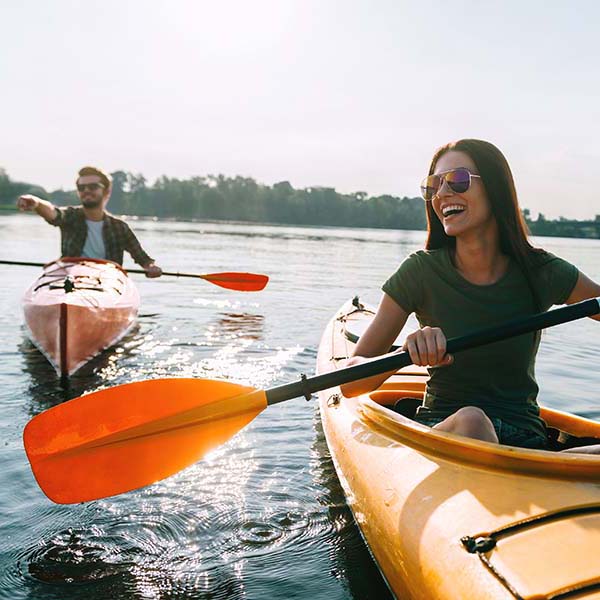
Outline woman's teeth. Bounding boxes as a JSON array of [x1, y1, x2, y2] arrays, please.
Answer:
[[442, 204, 465, 217]]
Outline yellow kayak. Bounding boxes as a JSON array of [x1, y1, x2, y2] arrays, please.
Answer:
[[317, 299, 600, 600]]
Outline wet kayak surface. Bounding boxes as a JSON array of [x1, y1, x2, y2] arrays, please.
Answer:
[[1, 214, 600, 599]]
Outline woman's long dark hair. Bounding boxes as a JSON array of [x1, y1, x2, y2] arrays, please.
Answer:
[[425, 139, 543, 311]]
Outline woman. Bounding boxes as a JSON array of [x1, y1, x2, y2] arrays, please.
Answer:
[[341, 139, 600, 453]]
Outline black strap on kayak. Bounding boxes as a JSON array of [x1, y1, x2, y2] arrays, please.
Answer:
[[339, 297, 401, 351], [34, 277, 66, 292], [337, 296, 375, 322], [461, 504, 600, 599], [351, 295, 364, 310], [34, 275, 121, 295]]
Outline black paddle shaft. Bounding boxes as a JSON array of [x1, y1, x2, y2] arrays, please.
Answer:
[[0, 259, 50, 267], [0, 259, 149, 273], [265, 297, 600, 406], [127, 269, 196, 277], [0, 260, 230, 279]]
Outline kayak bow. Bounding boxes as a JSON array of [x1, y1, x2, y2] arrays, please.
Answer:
[[22, 257, 139, 378]]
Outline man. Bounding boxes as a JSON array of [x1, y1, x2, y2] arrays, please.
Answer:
[[16, 166, 162, 277]]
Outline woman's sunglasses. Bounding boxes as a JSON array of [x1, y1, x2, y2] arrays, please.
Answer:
[[77, 182, 105, 192], [420, 168, 481, 201]]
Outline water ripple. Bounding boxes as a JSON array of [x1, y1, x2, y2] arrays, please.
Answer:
[[11, 220, 600, 599]]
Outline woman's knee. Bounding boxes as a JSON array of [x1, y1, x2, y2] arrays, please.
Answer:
[[448, 406, 497, 440], [453, 406, 489, 428]]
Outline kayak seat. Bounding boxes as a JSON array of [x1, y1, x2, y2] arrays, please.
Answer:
[[369, 390, 424, 417], [545, 427, 600, 451], [384, 396, 422, 418], [390, 397, 422, 418]]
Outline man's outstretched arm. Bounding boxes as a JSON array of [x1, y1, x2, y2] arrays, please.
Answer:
[[17, 195, 57, 223]]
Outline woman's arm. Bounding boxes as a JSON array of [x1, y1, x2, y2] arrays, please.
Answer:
[[341, 293, 452, 398], [566, 272, 600, 321], [340, 294, 410, 397]]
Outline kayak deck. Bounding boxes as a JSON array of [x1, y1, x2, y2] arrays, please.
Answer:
[[22, 257, 139, 377], [317, 299, 600, 600]]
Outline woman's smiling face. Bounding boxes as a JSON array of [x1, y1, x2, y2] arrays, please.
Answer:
[[431, 150, 495, 239]]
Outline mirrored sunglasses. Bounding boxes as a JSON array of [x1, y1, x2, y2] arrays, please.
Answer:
[[420, 168, 481, 201]]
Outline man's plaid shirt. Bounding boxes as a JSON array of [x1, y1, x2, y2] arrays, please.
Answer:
[[48, 206, 154, 266]]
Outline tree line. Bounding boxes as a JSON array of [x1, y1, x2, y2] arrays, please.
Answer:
[[0, 168, 427, 230], [1, 167, 599, 238]]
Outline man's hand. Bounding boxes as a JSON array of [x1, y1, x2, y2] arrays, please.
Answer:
[[17, 195, 41, 211], [144, 263, 162, 278], [16, 195, 57, 222]]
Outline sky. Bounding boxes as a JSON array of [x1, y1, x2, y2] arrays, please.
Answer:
[[1, 0, 600, 219]]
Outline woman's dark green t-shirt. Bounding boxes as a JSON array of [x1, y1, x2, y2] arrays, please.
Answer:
[[382, 247, 579, 437]]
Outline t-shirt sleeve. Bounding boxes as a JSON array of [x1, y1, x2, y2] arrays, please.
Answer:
[[534, 253, 579, 308], [382, 253, 424, 313]]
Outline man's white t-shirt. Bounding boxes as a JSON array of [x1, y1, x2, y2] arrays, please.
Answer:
[[81, 219, 106, 259]]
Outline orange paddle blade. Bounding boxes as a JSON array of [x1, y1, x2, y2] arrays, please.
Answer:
[[199, 272, 269, 291], [23, 379, 267, 504], [122, 268, 269, 291]]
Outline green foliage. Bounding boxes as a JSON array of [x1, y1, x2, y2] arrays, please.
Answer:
[[2, 167, 599, 238], [522, 209, 600, 239], [48, 170, 427, 230], [0, 168, 47, 205]]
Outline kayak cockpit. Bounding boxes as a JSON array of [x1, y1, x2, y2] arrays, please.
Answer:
[[359, 388, 600, 482], [371, 386, 600, 453], [339, 298, 600, 468]]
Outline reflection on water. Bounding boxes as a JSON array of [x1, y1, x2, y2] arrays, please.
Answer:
[[217, 313, 265, 342], [15, 409, 353, 600], [19, 339, 74, 408], [19, 326, 143, 414]]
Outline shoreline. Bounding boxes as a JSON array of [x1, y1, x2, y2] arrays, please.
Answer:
[[3, 208, 600, 240]]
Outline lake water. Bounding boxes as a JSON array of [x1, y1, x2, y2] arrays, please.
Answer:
[[1, 214, 600, 600]]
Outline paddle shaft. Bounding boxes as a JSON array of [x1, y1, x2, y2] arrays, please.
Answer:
[[0, 259, 49, 268], [0, 259, 161, 276], [123, 269, 262, 281], [265, 297, 600, 406], [0, 260, 263, 281], [129, 269, 199, 278], [0, 260, 193, 274]]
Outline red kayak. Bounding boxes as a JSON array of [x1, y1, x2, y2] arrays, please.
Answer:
[[23, 257, 140, 378]]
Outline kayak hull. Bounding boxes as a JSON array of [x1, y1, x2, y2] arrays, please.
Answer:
[[23, 257, 139, 377], [317, 299, 600, 600]]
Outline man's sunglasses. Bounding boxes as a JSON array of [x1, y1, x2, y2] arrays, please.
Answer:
[[420, 168, 481, 201], [77, 182, 105, 192]]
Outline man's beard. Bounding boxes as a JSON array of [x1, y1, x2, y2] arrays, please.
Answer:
[[81, 196, 103, 209]]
